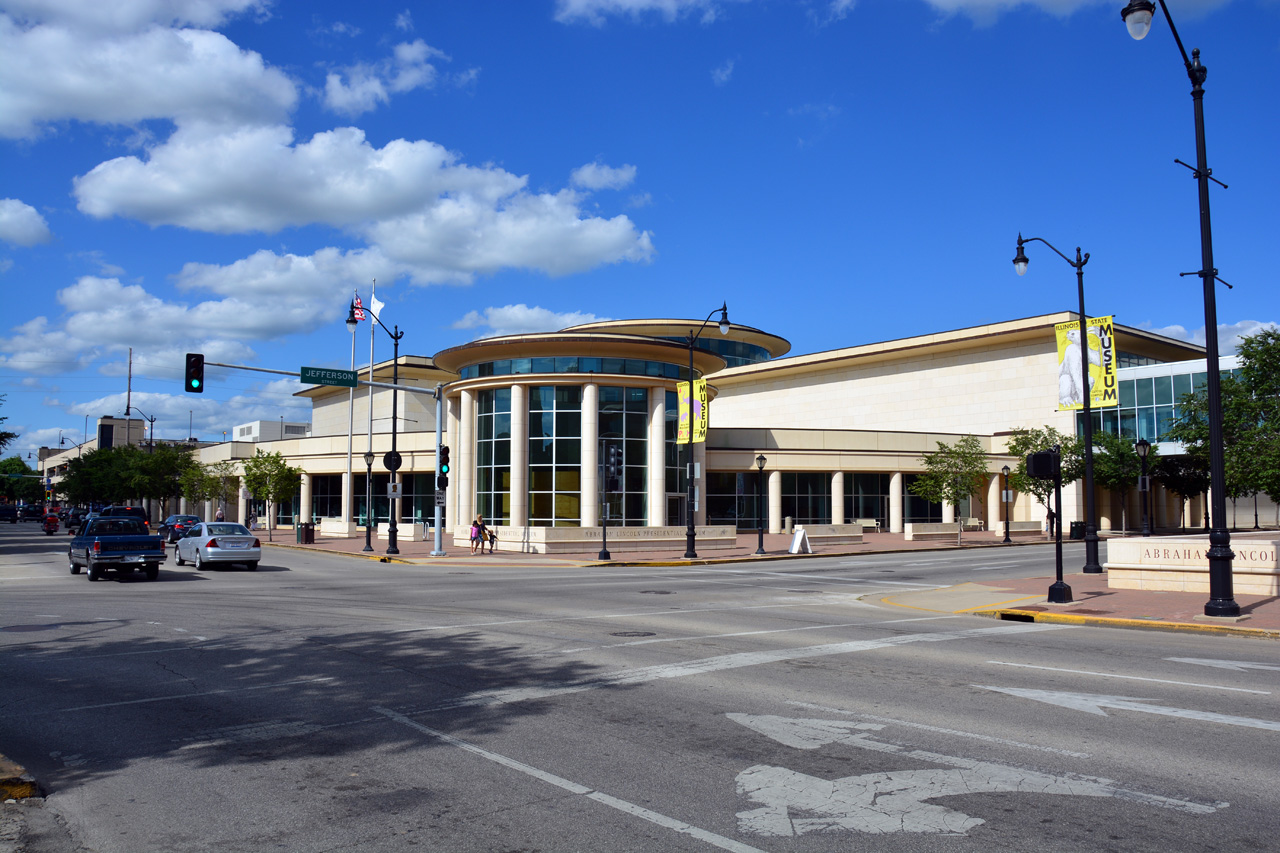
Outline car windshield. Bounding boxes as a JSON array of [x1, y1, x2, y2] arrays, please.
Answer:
[[207, 524, 250, 536], [169, 516, 199, 525], [90, 519, 147, 535]]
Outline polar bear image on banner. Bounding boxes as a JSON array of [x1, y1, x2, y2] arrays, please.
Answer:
[[1057, 326, 1100, 408]]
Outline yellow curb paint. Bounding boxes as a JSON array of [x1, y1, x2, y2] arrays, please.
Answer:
[[956, 595, 1047, 613], [977, 608, 1280, 640]]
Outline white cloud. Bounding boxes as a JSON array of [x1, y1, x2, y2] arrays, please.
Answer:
[[0, 198, 52, 246], [323, 39, 448, 116], [554, 0, 743, 25], [711, 59, 734, 86], [1145, 319, 1280, 356], [0, 15, 297, 138], [452, 304, 611, 339], [570, 161, 637, 190], [395, 9, 414, 31], [1, 0, 268, 33]]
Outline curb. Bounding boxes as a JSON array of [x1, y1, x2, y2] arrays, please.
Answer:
[[975, 607, 1280, 640], [0, 756, 40, 800]]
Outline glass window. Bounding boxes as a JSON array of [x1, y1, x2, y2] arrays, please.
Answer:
[[1137, 408, 1157, 442], [476, 389, 511, 524], [844, 473, 891, 528], [1173, 373, 1193, 402], [529, 385, 585, 527], [1135, 378, 1154, 407], [1155, 406, 1176, 440], [598, 387, 652, 527], [1153, 375, 1173, 405], [1118, 379, 1136, 409]]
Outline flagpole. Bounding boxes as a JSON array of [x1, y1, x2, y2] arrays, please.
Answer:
[[365, 279, 376, 551], [345, 290, 356, 534]]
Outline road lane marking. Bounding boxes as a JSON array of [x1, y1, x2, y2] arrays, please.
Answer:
[[374, 706, 769, 853], [730, 713, 1222, 836], [981, 686, 1280, 731], [1166, 657, 1280, 673], [987, 661, 1270, 694], [396, 623, 1069, 715], [786, 701, 1089, 757], [50, 677, 335, 713]]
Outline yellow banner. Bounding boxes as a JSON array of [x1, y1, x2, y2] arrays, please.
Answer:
[[676, 379, 709, 443], [1055, 315, 1118, 410]]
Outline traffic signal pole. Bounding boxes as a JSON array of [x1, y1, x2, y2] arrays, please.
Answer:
[[431, 384, 446, 556]]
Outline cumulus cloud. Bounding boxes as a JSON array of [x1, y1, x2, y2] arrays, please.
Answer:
[[0, 198, 52, 246], [452, 304, 611, 339], [0, 14, 297, 138], [395, 9, 414, 31], [570, 161, 637, 191], [1146, 319, 1280, 356], [1, 0, 268, 33], [323, 39, 450, 116], [554, 0, 742, 25]]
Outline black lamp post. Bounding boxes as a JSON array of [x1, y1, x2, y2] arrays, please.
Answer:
[[1014, 235, 1103, 574], [1135, 437, 1151, 537], [362, 449, 375, 552], [1045, 446, 1074, 604], [359, 306, 404, 555], [755, 453, 767, 555], [1002, 465, 1012, 544], [1121, 0, 1238, 618], [682, 302, 731, 559]]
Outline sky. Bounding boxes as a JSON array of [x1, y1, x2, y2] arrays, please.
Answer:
[[2, 0, 1277, 460]]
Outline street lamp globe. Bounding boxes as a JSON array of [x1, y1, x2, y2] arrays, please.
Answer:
[[363, 450, 375, 468], [1012, 240, 1030, 276], [346, 303, 359, 334], [1121, 0, 1155, 39], [717, 303, 731, 336]]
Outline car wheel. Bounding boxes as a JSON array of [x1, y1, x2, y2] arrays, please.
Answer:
[[174, 550, 185, 566], [194, 552, 205, 571], [69, 550, 80, 575], [144, 564, 159, 581], [246, 561, 258, 571], [87, 561, 102, 582]]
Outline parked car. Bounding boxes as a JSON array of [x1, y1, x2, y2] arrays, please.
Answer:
[[157, 514, 202, 543], [0, 505, 16, 523], [173, 522, 261, 571], [68, 516, 167, 581]]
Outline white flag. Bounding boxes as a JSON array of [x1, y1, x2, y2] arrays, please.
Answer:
[[369, 293, 385, 320]]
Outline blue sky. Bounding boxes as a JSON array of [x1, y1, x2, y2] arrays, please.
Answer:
[[2, 0, 1277, 459]]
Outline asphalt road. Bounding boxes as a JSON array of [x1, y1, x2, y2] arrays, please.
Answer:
[[2, 524, 1277, 852]]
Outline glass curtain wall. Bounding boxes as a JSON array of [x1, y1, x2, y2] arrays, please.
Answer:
[[707, 472, 760, 531], [529, 386, 581, 526], [476, 388, 512, 524], [780, 472, 830, 526], [598, 387, 648, 525], [310, 474, 342, 519], [903, 473, 944, 523], [844, 473, 891, 528], [353, 473, 390, 527]]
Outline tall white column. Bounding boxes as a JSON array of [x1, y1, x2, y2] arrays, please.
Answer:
[[459, 389, 475, 529], [580, 383, 599, 527], [446, 394, 460, 532], [942, 500, 955, 524], [299, 472, 312, 524], [647, 386, 666, 527], [768, 469, 783, 535], [831, 471, 844, 525], [236, 477, 248, 527], [694, 440, 707, 526], [987, 473, 1002, 532], [889, 472, 904, 533], [340, 472, 351, 527], [509, 383, 528, 527]]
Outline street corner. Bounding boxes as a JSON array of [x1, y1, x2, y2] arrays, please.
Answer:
[[0, 756, 40, 801], [877, 582, 1049, 615]]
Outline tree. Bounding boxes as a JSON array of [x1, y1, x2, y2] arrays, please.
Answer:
[[242, 450, 301, 542], [1091, 431, 1159, 533], [909, 434, 990, 545], [181, 459, 242, 520], [1167, 373, 1260, 529], [0, 456, 43, 504], [0, 395, 16, 454], [1152, 455, 1209, 533], [1004, 426, 1084, 528]]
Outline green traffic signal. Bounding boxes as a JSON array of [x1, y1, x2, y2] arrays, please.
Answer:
[[184, 353, 204, 394]]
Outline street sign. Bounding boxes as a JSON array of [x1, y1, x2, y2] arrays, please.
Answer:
[[300, 366, 358, 388], [387, 483, 402, 499], [383, 450, 402, 471], [434, 489, 446, 507]]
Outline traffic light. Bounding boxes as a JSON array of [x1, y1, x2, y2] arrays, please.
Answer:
[[605, 444, 621, 492], [436, 445, 450, 490], [184, 353, 205, 393]]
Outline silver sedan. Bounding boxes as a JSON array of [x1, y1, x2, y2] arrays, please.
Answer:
[[173, 522, 261, 571]]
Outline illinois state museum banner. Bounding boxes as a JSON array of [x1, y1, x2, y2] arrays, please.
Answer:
[[1054, 315, 1117, 411], [676, 379, 710, 444]]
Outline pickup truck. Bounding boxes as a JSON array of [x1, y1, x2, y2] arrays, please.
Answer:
[[68, 517, 167, 581]]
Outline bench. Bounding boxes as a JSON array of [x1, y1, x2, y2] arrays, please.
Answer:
[[792, 524, 864, 547], [962, 517, 985, 531], [903, 522, 961, 541], [853, 518, 882, 533]]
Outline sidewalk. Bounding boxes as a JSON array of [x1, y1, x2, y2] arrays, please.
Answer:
[[268, 527, 1280, 640]]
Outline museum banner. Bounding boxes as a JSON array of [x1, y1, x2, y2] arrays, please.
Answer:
[[676, 379, 709, 443], [1054, 315, 1117, 411]]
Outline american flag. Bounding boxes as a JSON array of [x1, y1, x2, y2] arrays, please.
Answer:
[[352, 294, 365, 321]]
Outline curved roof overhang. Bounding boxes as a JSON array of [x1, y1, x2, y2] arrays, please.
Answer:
[[561, 319, 791, 359], [432, 332, 727, 377]]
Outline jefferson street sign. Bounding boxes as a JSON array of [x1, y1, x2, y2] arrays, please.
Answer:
[[300, 366, 358, 388]]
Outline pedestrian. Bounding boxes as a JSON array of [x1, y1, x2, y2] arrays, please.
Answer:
[[470, 515, 483, 555], [248, 511, 258, 531], [215, 506, 225, 522], [1046, 507, 1056, 538], [487, 525, 497, 554]]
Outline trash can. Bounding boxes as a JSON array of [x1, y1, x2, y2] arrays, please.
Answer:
[[296, 522, 315, 544], [1069, 521, 1085, 540]]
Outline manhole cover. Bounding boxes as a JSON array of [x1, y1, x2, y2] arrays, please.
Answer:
[[638, 590, 674, 595], [610, 631, 657, 637]]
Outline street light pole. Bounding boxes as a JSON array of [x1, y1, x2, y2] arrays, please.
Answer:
[[363, 309, 404, 555], [682, 303, 730, 559], [1002, 465, 1012, 544], [363, 450, 375, 552], [1135, 437, 1151, 537], [755, 454, 767, 555], [1121, 0, 1238, 618], [1013, 235, 1103, 574]]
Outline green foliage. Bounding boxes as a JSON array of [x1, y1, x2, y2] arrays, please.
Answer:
[[1004, 426, 1083, 512], [59, 444, 197, 510], [909, 434, 990, 545], [0, 456, 43, 503], [1091, 431, 1159, 533], [0, 395, 16, 454], [242, 450, 301, 541], [1152, 455, 1209, 531]]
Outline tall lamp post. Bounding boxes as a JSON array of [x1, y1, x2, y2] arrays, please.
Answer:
[[362, 449, 375, 552], [1001, 465, 1012, 544], [360, 307, 404, 556], [755, 454, 767, 555], [1121, 0, 1238, 618], [682, 303, 731, 559], [1013, 235, 1103, 574], [1135, 437, 1151, 537]]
